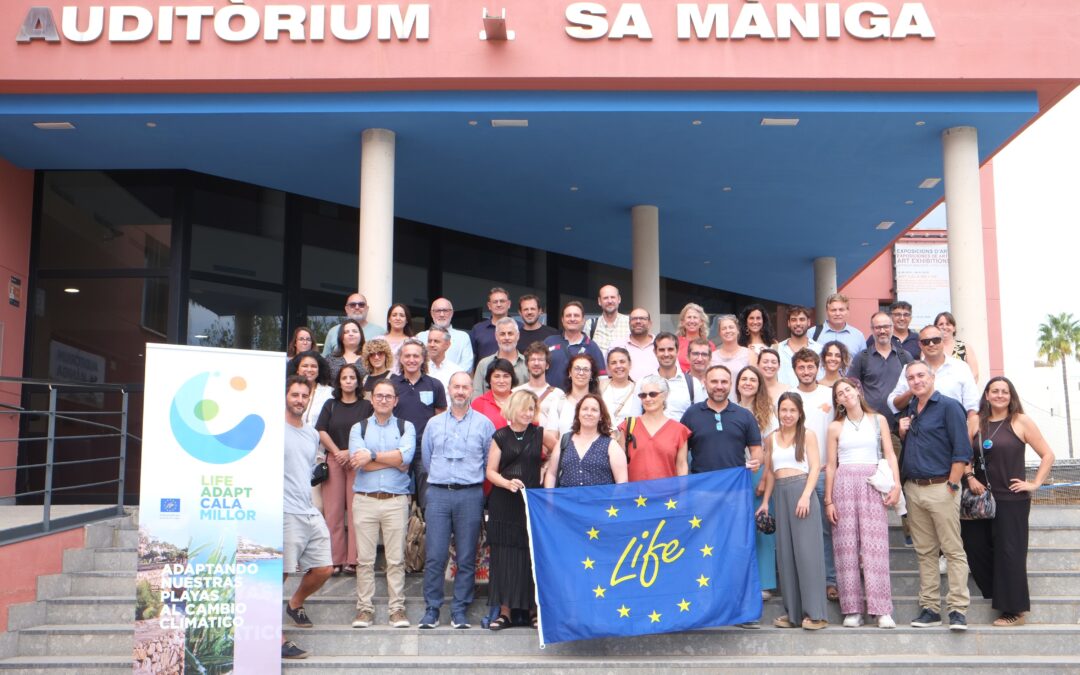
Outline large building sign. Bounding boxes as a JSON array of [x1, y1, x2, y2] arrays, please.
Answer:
[[16, 2, 933, 44]]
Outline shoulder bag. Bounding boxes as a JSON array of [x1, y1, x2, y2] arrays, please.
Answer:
[[960, 432, 997, 520]]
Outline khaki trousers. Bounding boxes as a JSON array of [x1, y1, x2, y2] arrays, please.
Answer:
[[903, 481, 970, 615], [352, 493, 409, 614]]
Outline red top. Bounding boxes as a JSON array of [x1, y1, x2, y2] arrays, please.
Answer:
[[471, 390, 509, 430], [619, 417, 691, 482]]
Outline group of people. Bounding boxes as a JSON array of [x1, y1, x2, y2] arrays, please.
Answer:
[[278, 285, 1057, 659]]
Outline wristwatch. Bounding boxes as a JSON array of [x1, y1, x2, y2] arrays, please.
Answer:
[[369, 449, 378, 462], [946, 481, 960, 492]]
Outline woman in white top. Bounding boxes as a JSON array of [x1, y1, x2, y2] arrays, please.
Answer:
[[758, 392, 828, 630], [756, 348, 791, 405], [600, 347, 642, 429], [556, 353, 601, 436], [711, 314, 755, 375], [824, 378, 900, 629]]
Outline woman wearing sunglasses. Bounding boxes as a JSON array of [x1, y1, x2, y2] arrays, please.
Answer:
[[616, 375, 690, 482]]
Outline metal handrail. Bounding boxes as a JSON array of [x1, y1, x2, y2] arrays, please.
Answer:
[[1, 376, 136, 544]]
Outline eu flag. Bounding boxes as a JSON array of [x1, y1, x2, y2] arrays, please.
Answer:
[[523, 468, 761, 646]]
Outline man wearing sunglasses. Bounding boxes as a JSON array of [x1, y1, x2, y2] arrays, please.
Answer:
[[680, 365, 763, 475], [322, 292, 387, 357], [887, 325, 979, 420]]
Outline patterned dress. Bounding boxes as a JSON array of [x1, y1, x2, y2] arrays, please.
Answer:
[[556, 434, 615, 487]]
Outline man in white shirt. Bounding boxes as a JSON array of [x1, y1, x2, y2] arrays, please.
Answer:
[[776, 305, 821, 386], [792, 347, 838, 599], [812, 293, 866, 360], [585, 284, 631, 357], [649, 332, 704, 421], [426, 326, 463, 392], [610, 308, 659, 382], [416, 298, 475, 374], [888, 325, 979, 418], [512, 342, 565, 454]]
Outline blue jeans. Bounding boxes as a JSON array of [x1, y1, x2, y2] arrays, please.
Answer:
[[422, 484, 484, 615], [815, 474, 837, 586]]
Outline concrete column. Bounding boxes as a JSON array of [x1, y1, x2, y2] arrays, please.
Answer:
[[942, 126, 990, 377], [631, 205, 661, 323], [358, 128, 396, 322], [813, 257, 837, 325]]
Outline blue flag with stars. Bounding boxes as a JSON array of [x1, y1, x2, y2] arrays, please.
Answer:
[[522, 468, 761, 645]]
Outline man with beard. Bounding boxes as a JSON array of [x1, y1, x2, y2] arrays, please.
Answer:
[[776, 306, 821, 386]]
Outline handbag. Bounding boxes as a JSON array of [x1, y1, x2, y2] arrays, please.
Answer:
[[960, 432, 997, 520], [404, 499, 426, 573], [866, 418, 894, 494], [310, 460, 330, 486]]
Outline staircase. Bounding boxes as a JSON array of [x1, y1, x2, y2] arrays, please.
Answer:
[[2, 507, 1078, 673]]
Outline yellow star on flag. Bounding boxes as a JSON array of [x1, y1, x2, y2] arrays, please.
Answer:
[[689, 515, 702, 529], [649, 610, 662, 623], [678, 598, 691, 612], [593, 585, 606, 598], [587, 527, 600, 540], [635, 495, 648, 507], [700, 544, 713, 557], [582, 557, 595, 570], [665, 499, 677, 510], [617, 605, 631, 618], [696, 574, 710, 588], [606, 505, 619, 518]]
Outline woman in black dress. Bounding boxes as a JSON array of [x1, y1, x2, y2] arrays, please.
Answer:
[[961, 376, 1055, 626], [485, 390, 545, 630]]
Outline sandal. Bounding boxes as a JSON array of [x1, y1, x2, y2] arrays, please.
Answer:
[[342, 564, 357, 575], [993, 612, 1026, 627], [826, 586, 839, 601], [531, 614, 538, 629], [489, 614, 512, 631], [332, 565, 343, 576]]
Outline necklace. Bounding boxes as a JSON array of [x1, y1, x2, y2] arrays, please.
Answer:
[[846, 414, 864, 432], [983, 418, 1007, 450], [511, 426, 528, 442]]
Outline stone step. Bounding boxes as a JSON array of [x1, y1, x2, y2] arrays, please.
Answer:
[[45, 597, 134, 625], [279, 654, 1080, 674], [15, 625, 133, 658], [887, 525, 1080, 548], [887, 546, 1080, 571], [288, 567, 1080, 600], [285, 594, 1080, 627], [0, 655, 130, 674], [61, 548, 136, 574], [60, 572, 134, 597], [282, 624, 1080, 658], [1026, 506, 1080, 527]]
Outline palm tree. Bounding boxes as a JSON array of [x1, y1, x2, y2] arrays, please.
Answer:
[[1037, 313, 1080, 458]]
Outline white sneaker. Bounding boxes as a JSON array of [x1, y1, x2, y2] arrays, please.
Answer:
[[843, 613, 864, 628], [939, 555, 947, 575], [877, 614, 896, 629]]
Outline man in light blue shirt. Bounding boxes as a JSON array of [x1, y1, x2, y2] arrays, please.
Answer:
[[348, 378, 415, 629], [418, 371, 496, 630], [322, 292, 386, 356], [813, 292, 866, 360]]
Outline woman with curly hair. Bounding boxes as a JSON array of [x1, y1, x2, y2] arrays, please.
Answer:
[[360, 338, 394, 401], [739, 304, 776, 358]]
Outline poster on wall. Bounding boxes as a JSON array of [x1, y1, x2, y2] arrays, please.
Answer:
[[894, 241, 951, 328], [134, 344, 283, 675]]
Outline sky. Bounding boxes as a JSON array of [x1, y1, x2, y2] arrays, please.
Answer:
[[992, 88, 1080, 457]]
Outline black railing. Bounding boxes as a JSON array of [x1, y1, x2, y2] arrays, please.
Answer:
[[0, 376, 139, 544]]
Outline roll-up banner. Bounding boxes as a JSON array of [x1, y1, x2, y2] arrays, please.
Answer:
[[134, 344, 284, 675]]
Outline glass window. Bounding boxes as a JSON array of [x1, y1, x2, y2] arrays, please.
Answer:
[[189, 179, 285, 284], [187, 280, 283, 351], [298, 197, 358, 295], [441, 233, 545, 326], [28, 277, 168, 386], [38, 171, 172, 270]]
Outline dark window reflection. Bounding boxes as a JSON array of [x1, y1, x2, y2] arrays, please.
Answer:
[[187, 280, 283, 351]]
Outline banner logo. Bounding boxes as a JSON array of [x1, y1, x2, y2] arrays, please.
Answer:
[[169, 372, 265, 464]]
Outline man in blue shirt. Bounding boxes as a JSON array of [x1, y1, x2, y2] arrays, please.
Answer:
[[812, 293, 866, 360], [348, 378, 416, 630], [419, 371, 496, 630], [679, 365, 763, 628], [543, 301, 606, 387], [470, 287, 514, 362], [898, 361, 971, 632]]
